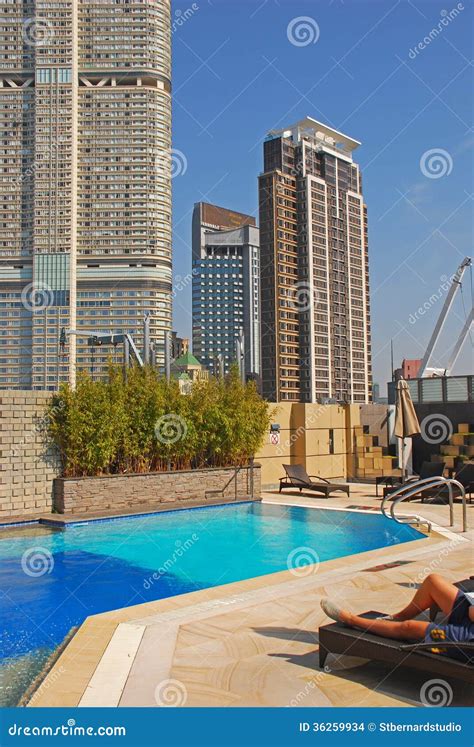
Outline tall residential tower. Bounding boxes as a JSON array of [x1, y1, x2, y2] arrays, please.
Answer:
[[0, 0, 172, 389], [258, 117, 372, 403], [192, 202, 260, 378]]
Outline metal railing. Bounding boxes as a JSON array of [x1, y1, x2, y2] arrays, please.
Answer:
[[204, 462, 255, 502], [388, 375, 473, 404], [381, 476, 467, 533]]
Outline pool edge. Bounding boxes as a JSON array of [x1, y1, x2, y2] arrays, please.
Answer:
[[26, 526, 452, 708]]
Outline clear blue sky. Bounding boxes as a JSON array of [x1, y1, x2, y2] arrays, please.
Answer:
[[171, 0, 473, 392]]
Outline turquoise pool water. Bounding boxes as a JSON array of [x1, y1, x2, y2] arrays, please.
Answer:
[[0, 502, 424, 704]]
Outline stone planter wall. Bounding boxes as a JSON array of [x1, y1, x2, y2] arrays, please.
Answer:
[[53, 464, 261, 514]]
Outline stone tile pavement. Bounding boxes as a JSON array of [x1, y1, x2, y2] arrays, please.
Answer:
[[27, 484, 473, 708]]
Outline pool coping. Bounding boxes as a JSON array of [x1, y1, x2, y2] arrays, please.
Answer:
[[0, 497, 262, 530], [24, 503, 461, 708]]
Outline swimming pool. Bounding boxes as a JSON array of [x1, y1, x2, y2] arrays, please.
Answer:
[[0, 502, 424, 704]]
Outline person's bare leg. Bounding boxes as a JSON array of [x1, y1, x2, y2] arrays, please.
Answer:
[[339, 610, 429, 641], [390, 574, 458, 621]]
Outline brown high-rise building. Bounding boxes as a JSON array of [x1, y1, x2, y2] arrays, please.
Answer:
[[258, 117, 372, 403]]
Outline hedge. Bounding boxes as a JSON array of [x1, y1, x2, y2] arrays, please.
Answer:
[[45, 365, 273, 477]]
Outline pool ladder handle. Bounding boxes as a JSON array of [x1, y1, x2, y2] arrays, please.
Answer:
[[381, 475, 467, 534], [205, 465, 244, 502]]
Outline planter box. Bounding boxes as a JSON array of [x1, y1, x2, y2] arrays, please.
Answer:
[[53, 464, 261, 515]]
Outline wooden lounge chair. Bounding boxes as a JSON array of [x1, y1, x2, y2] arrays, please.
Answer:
[[382, 461, 446, 500], [319, 612, 474, 684], [279, 463, 350, 498], [429, 577, 474, 621]]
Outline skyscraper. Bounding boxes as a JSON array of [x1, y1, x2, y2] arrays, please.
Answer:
[[258, 117, 372, 403], [192, 202, 260, 378], [0, 0, 172, 389]]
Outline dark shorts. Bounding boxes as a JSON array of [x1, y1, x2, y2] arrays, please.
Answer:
[[425, 591, 474, 663]]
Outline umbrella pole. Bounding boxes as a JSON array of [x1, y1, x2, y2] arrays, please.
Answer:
[[401, 438, 406, 482]]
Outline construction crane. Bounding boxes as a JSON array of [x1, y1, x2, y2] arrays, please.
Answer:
[[418, 256, 473, 378]]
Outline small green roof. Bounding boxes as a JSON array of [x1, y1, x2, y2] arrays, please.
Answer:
[[173, 351, 202, 367]]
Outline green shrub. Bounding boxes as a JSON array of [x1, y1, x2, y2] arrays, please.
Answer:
[[46, 365, 273, 477]]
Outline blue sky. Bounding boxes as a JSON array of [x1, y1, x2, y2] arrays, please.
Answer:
[[171, 0, 473, 392]]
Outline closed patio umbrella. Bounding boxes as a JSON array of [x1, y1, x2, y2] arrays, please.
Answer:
[[394, 378, 421, 481]]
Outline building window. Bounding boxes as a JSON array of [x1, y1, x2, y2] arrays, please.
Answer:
[[36, 68, 51, 84], [58, 68, 72, 83], [328, 429, 334, 455]]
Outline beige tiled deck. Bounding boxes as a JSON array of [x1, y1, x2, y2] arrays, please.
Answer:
[[28, 484, 473, 708]]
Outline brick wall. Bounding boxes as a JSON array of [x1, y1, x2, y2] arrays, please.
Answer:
[[0, 391, 60, 518], [53, 464, 261, 514]]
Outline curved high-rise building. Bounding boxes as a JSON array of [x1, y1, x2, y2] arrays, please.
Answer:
[[0, 0, 172, 389]]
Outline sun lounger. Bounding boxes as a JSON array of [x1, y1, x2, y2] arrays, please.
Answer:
[[279, 463, 350, 498], [382, 461, 446, 500], [318, 611, 474, 684], [421, 463, 474, 504], [454, 463, 474, 503]]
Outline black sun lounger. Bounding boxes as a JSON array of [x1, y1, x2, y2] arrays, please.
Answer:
[[279, 463, 350, 498], [318, 612, 474, 685], [381, 462, 446, 500]]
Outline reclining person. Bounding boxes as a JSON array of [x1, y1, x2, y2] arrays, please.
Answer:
[[321, 573, 474, 662]]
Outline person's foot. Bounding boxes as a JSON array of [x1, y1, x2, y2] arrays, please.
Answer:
[[320, 598, 353, 625]]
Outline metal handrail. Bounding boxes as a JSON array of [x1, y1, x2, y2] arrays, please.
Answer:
[[381, 476, 467, 533], [205, 465, 243, 501], [381, 476, 449, 522]]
